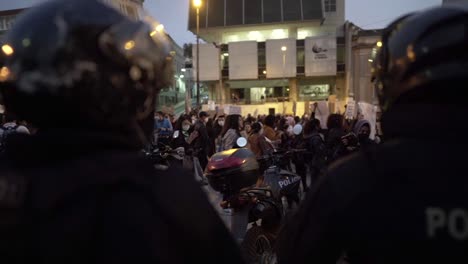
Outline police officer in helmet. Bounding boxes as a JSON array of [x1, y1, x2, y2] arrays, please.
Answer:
[[0, 0, 244, 262], [277, 4, 468, 263]]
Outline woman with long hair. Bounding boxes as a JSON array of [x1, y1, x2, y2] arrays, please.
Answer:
[[220, 114, 243, 151], [247, 122, 263, 157]]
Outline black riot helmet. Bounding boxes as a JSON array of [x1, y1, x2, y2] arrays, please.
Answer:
[[371, 4, 468, 112], [0, 0, 172, 146]]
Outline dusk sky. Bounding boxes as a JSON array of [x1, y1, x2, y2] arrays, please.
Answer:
[[1, 0, 442, 45]]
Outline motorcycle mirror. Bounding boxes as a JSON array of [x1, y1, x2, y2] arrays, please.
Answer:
[[293, 124, 303, 135], [173, 130, 180, 139], [236, 137, 248, 148]]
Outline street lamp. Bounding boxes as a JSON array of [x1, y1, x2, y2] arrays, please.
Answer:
[[281, 46, 287, 101], [194, 0, 202, 108]]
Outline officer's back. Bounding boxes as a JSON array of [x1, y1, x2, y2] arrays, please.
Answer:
[[0, 0, 244, 263], [277, 5, 468, 263]]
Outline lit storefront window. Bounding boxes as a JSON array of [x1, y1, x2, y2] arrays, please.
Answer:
[[222, 29, 288, 43], [299, 84, 330, 100]]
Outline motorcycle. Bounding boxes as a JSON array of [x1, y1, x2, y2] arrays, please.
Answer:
[[205, 136, 304, 264], [143, 134, 185, 171]]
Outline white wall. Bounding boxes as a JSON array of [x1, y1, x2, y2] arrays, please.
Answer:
[[229, 41, 258, 80], [266, 38, 297, 78]]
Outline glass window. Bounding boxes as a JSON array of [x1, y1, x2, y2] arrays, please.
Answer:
[[0, 18, 5, 31], [5, 17, 14, 30], [263, 0, 282, 23], [303, 0, 323, 20], [283, 0, 301, 21], [126, 5, 138, 20], [226, 0, 243, 26], [245, 0, 262, 24], [188, 5, 196, 29], [337, 46, 345, 64], [222, 55, 229, 69], [299, 84, 330, 101], [297, 47, 305, 66], [208, 0, 225, 27], [258, 48, 266, 67], [324, 0, 337, 12]]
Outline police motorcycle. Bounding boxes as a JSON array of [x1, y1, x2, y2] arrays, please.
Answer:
[[205, 130, 304, 264], [143, 130, 184, 171]]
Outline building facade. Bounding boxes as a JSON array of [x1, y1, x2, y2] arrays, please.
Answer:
[[187, 0, 352, 115], [0, 8, 25, 39], [346, 23, 382, 105]]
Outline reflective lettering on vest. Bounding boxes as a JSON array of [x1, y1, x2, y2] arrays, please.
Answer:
[[278, 176, 300, 189], [426, 207, 468, 240]]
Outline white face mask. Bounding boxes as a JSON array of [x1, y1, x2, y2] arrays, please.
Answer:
[[182, 125, 190, 131], [218, 120, 225, 126], [192, 119, 196, 125]]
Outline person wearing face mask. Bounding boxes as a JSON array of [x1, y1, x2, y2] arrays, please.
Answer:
[[353, 119, 375, 148], [213, 115, 225, 153], [191, 114, 198, 125], [172, 118, 192, 150]]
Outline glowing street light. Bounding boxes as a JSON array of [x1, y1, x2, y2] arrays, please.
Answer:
[[281, 46, 287, 52], [0, 66, 10, 82], [193, 0, 202, 8], [156, 24, 164, 32], [124, 41, 135, 50], [194, 0, 203, 107], [1, 44, 14, 56], [376, 41, 383, 47]]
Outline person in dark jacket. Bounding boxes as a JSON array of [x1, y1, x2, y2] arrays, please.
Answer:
[[172, 118, 192, 150], [325, 113, 346, 163], [277, 6, 468, 263], [353, 119, 375, 148], [206, 116, 216, 157], [302, 119, 327, 190], [0, 1, 245, 263], [190, 111, 210, 171], [290, 125, 307, 191]]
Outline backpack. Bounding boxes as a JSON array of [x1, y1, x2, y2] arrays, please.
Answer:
[[0, 125, 19, 151]]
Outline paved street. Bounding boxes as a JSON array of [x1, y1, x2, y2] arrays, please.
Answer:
[[201, 184, 250, 243]]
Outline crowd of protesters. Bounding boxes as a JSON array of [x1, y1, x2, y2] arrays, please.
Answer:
[[154, 106, 380, 190]]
